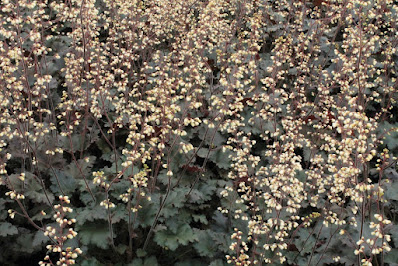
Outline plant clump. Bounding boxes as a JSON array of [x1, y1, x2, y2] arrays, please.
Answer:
[[0, 0, 397, 265]]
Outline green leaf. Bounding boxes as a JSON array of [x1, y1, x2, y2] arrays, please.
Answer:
[[137, 200, 158, 227], [109, 204, 128, 224], [80, 258, 102, 266], [385, 181, 398, 201], [77, 223, 110, 249], [7, 174, 24, 191], [165, 210, 192, 234], [197, 181, 217, 201], [128, 256, 158, 266], [78, 189, 98, 205], [0, 222, 18, 237], [294, 228, 317, 254], [193, 229, 217, 257], [162, 189, 188, 218], [197, 126, 226, 147], [385, 249, 398, 264], [175, 259, 205, 266], [61, 156, 96, 181], [154, 229, 179, 251], [192, 214, 208, 225], [379, 121, 398, 150], [97, 138, 112, 155], [209, 260, 228, 266], [388, 225, 398, 248], [197, 148, 232, 169], [187, 189, 204, 203], [177, 224, 197, 245], [154, 223, 197, 251], [136, 248, 147, 257], [211, 212, 228, 232], [0, 198, 8, 220], [295, 170, 307, 183], [25, 189, 55, 205], [75, 205, 107, 225], [115, 244, 127, 254], [50, 169, 77, 194], [142, 256, 158, 266], [32, 230, 49, 246], [14, 231, 36, 253]]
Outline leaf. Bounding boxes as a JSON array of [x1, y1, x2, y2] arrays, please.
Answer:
[[209, 259, 228, 266], [128, 256, 158, 266], [80, 258, 102, 266], [303, 146, 313, 162], [25, 189, 55, 205], [378, 121, 398, 150], [209, 231, 231, 253], [75, 205, 107, 225], [175, 223, 197, 246], [110, 204, 128, 224], [162, 189, 188, 218], [192, 214, 208, 225], [295, 170, 307, 183], [115, 244, 127, 254], [294, 228, 317, 254], [136, 248, 147, 257], [50, 169, 77, 194], [77, 223, 110, 249], [197, 126, 226, 147], [385, 249, 398, 264], [210, 212, 228, 232], [32, 230, 50, 246], [388, 225, 398, 247], [186, 179, 216, 204], [13, 230, 36, 253], [385, 181, 398, 201], [197, 148, 232, 169], [142, 256, 158, 266], [193, 229, 217, 257], [154, 223, 197, 251], [96, 138, 112, 154], [198, 181, 217, 200], [64, 237, 80, 249], [137, 200, 158, 227], [186, 189, 204, 203], [7, 174, 24, 191], [175, 259, 205, 266], [385, 168, 398, 180], [0, 222, 18, 237], [166, 210, 192, 234], [60, 156, 96, 181], [78, 189, 98, 205], [0, 198, 8, 220]]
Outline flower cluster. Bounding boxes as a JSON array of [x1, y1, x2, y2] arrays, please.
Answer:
[[39, 196, 81, 266]]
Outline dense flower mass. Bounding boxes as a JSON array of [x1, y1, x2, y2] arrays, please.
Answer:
[[0, 0, 397, 265]]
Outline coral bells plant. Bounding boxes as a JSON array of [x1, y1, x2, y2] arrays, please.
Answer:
[[0, 0, 398, 265]]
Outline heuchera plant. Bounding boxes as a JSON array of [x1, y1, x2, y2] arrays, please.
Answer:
[[0, 0, 398, 265]]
